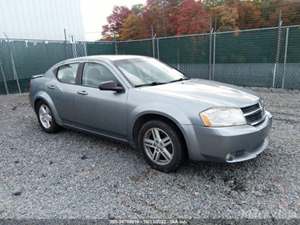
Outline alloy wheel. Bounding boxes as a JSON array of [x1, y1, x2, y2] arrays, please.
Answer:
[[38, 104, 52, 129], [143, 127, 174, 165]]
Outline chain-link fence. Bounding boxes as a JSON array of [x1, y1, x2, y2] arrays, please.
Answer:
[[114, 25, 300, 89], [117, 39, 155, 57], [0, 25, 300, 95], [159, 34, 210, 80], [0, 39, 87, 94]]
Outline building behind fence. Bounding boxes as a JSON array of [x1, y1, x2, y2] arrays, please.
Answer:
[[0, 25, 300, 95]]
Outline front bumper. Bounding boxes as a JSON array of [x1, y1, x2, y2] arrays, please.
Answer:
[[183, 111, 272, 162]]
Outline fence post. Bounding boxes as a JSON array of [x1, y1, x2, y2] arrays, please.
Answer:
[[156, 38, 160, 60], [272, 16, 283, 88], [71, 36, 77, 58], [72, 42, 77, 58], [282, 27, 289, 89], [83, 42, 88, 56], [9, 42, 21, 94], [114, 40, 118, 55], [64, 28, 68, 58], [114, 33, 118, 55], [212, 31, 216, 80], [176, 37, 180, 70], [209, 28, 213, 80], [152, 35, 156, 58], [0, 60, 9, 95]]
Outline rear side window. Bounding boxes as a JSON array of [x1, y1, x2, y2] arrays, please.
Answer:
[[57, 63, 79, 84], [82, 63, 118, 88]]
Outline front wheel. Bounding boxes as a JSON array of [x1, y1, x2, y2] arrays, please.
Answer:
[[138, 120, 185, 172], [36, 102, 61, 133]]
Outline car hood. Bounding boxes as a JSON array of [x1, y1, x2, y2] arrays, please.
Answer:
[[139, 79, 259, 108]]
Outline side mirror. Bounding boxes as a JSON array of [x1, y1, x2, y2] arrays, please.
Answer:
[[99, 80, 124, 93]]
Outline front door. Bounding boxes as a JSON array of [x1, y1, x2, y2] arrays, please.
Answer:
[[74, 62, 128, 139]]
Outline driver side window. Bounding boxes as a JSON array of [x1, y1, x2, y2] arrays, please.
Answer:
[[82, 63, 118, 88]]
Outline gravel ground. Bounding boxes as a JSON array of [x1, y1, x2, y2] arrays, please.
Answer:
[[0, 88, 299, 220]]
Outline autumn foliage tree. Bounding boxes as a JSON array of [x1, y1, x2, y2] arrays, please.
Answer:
[[236, 1, 263, 29], [119, 13, 148, 40], [176, 0, 210, 34], [101, 0, 300, 40], [212, 5, 239, 31], [143, 0, 182, 37], [102, 6, 131, 39]]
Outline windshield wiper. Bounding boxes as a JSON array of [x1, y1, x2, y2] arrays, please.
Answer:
[[167, 77, 190, 83], [134, 77, 190, 87], [135, 81, 166, 88]]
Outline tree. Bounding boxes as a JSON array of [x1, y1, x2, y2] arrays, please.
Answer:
[[176, 0, 210, 34], [261, 0, 300, 26], [203, 0, 225, 8], [131, 4, 144, 15], [280, 1, 300, 25], [101, 0, 300, 40], [102, 6, 131, 39], [210, 0, 262, 31], [119, 13, 148, 40], [143, 0, 183, 37], [236, 1, 263, 29], [211, 4, 239, 31]]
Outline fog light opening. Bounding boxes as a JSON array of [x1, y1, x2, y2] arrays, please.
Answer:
[[226, 153, 234, 162]]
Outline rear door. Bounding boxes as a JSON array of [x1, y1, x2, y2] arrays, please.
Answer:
[[46, 63, 81, 122], [74, 62, 128, 139]]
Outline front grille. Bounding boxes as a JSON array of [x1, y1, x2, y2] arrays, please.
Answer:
[[241, 103, 259, 114], [241, 102, 265, 126]]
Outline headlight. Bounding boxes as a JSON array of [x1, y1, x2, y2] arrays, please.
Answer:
[[200, 107, 246, 127]]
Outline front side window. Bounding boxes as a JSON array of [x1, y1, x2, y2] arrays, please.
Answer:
[[57, 63, 79, 84], [82, 63, 118, 88], [114, 58, 187, 87]]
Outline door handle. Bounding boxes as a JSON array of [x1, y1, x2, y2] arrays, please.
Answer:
[[77, 90, 88, 96], [47, 84, 56, 89]]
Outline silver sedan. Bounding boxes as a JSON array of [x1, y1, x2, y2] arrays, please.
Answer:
[[29, 55, 272, 172]]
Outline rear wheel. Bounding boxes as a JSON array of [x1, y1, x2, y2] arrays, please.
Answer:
[[36, 101, 60, 133], [138, 120, 184, 172]]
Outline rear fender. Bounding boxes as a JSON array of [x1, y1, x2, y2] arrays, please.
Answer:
[[33, 91, 63, 125]]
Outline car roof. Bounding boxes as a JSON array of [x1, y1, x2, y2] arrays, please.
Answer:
[[89, 55, 148, 61], [61, 55, 149, 64]]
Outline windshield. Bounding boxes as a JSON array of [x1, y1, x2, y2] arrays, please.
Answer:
[[114, 58, 188, 87]]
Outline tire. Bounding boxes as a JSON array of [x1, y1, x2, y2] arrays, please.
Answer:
[[137, 120, 184, 172], [35, 101, 61, 133]]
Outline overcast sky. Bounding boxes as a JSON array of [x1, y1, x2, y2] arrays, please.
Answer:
[[81, 0, 146, 40]]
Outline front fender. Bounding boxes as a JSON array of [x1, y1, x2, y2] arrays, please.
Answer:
[[128, 103, 192, 143], [33, 91, 63, 125]]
